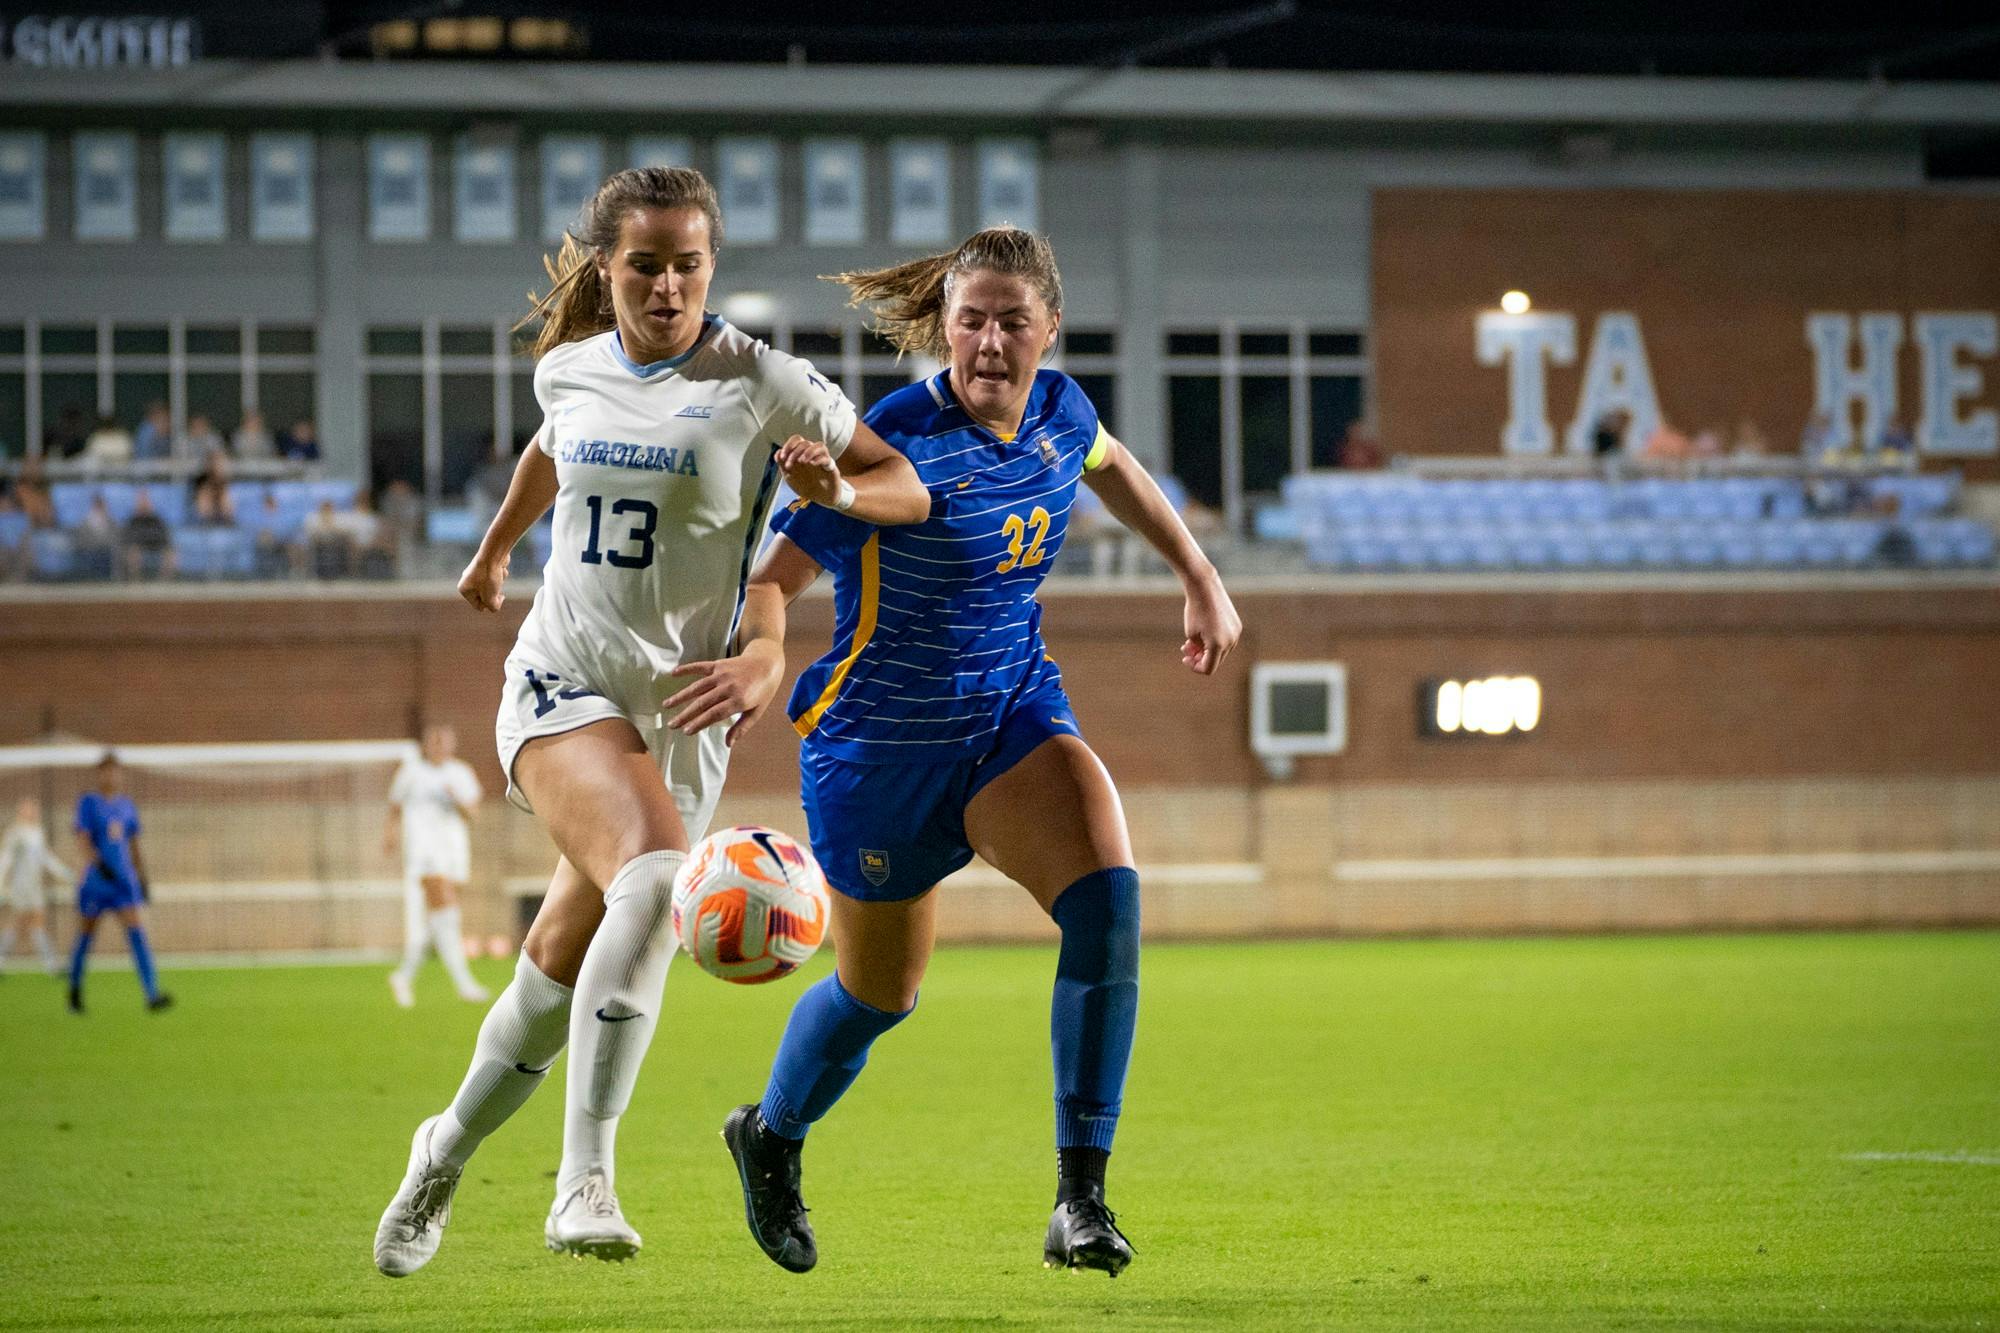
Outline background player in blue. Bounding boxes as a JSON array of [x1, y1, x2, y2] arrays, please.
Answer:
[[70, 752, 171, 1013], [701, 226, 1242, 1277]]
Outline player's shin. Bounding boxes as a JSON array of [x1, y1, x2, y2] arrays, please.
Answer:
[[1049, 867, 1141, 1198], [557, 850, 683, 1196], [759, 974, 914, 1139], [124, 925, 161, 1003], [427, 903, 485, 999], [431, 951, 572, 1168]]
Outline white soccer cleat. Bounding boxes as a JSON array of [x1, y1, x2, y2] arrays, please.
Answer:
[[544, 1169, 641, 1262], [456, 982, 492, 1004], [388, 972, 415, 1009], [373, 1116, 460, 1277]]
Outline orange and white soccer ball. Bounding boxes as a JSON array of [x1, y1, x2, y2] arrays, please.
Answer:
[[671, 825, 830, 985]]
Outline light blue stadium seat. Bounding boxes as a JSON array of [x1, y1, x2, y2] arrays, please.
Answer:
[[1911, 518, 1998, 567], [139, 482, 189, 526], [1468, 532, 1511, 569], [1755, 524, 1807, 568], [1251, 503, 1302, 543], [1635, 524, 1678, 568], [1949, 520, 1998, 565], [0, 510, 27, 550], [51, 483, 97, 528], [1833, 520, 1886, 565], [28, 529, 74, 579], [306, 480, 360, 511], [1589, 523, 1638, 567], [1507, 529, 1556, 568], [1155, 475, 1191, 514], [1425, 531, 1475, 569], [1552, 531, 1593, 567], [1718, 526, 1760, 567], [227, 481, 270, 514], [426, 507, 481, 545], [1674, 524, 1724, 567]]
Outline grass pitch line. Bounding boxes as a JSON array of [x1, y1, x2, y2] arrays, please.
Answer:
[[1843, 1150, 2000, 1166]]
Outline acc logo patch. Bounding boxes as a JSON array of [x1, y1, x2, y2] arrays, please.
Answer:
[[858, 849, 891, 887], [1038, 438, 1058, 465]]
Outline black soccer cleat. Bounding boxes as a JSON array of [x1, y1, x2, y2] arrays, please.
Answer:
[[146, 993, 174, 1012], [67, 984, 83, 1014], [721, 1103, 816, 1273], [1044, 1192, 1134, 1277]]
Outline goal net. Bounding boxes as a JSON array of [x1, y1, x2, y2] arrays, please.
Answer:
[[0, 739, 422, 960]]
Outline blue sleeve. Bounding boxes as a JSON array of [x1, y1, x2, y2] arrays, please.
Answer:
[[770, 495, 872, 572], [125, 800, 141, 839], [73, 794, 95, 838]]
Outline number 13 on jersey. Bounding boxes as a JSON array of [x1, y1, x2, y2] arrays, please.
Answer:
[[581, 495, 658, 570], [997, 506, 1051, 573]]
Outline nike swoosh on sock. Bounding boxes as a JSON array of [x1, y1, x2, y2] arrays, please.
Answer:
[[594, 1008, 643, 1023]]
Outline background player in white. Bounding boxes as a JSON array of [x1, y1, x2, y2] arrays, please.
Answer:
[[0, 797, 69, 974], [373, 165, 928, 1276], [382, 724, 488, 1007]]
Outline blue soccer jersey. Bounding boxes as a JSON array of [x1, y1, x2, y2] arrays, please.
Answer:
[[774, 368, 1109, 763], [75, 792, 142, 891]]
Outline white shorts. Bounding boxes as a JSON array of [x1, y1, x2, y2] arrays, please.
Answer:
[[494, 652, 729, 846], [404, 824, 471, 883], [5, 879, 46, 913]]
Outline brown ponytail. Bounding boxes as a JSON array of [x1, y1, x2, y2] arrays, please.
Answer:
[[829, 225, 1064, 361], [515, 165, 724, 360]]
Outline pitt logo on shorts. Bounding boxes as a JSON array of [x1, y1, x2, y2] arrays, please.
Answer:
[[859, 849, 891, 887]]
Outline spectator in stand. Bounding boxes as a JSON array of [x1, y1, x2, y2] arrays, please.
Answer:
[[378, 479, 423, 560], [191, 476, 237, 528], [1878, 418, 1915, 461], [232, 408, 277, 461], [15, 456, 56, 529], [83, 415, 135, 465], [1339, 419, 1385, 470], [74, 494, 119, 579], [1590, 409, 1631, 457], [1733, 417, 1769, 457], [189, 446, 231, 500], [1644, 420, 1692, 460], [133, 402, 173, 461], [183, 413, 227, 460], [466, 437, 519, 532], [306, 497, 387, 577], [45, 404, 90, 459], [250, 490, 299, 576], [121, 491, 174, 579], [281, 419, 321, 463]]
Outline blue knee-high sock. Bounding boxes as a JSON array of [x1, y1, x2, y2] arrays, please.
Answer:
[[1050, 868, 1141, 1153], [125, 927, 160, 1002], [760, 974, 912, 1140], [68, 927, 94, 992]]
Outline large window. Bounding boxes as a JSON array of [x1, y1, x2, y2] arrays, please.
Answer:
[[0, 319, 315, 459], [1163, 324, 1369, 532]]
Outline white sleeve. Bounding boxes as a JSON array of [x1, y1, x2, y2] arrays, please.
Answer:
[[533, 350, 561, 457], [453, 762, 483, 805], [753, 349, 859, 459], [388, 761, 413, 807]]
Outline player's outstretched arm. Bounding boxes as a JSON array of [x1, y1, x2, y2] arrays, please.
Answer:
[[459, 438, 559, 613], [1083, 431, 1243, 675], [777, 422, 930, 526], [666, 535, 824, 746]]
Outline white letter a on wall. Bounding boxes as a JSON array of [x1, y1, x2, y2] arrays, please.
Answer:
[[1565, 314, 1661, 454]]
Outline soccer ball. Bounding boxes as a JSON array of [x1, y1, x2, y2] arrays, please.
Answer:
[[672, 825, 830, 985]]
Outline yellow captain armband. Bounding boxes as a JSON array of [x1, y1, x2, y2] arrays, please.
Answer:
[[1082, 424, 1112, 472]]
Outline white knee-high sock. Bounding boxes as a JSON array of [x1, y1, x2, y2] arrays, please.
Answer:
[[429, 905, 481, 993], [31, 925, 55, 972], [431, 951, 573, 1169], [392, 880, 427, 983], [558, 850, 684, 1197]]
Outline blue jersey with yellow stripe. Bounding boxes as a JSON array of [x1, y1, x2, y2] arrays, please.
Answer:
[[774, 367, 1108, 763]]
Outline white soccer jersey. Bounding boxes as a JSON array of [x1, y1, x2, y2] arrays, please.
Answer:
[[513, 319, 858, 722], [0, 822, 68, 910], [389, 758, 482, 840]]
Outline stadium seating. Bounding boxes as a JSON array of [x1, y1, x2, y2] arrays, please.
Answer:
[[12, 477, 364, 581], [1287, 471, 1995, 574]]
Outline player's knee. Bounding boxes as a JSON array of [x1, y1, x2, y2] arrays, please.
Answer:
[[1051, 867, 1140, 987], [523, 920, 589, 987]]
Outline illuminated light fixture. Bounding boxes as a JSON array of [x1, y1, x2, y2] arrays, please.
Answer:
[[1499, 290, 1531, 315], [1421, 676, 1541, 738], [722, 292, 777, 326]]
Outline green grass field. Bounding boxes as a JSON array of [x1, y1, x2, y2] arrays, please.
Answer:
[[4, 931, 1998, 1330]]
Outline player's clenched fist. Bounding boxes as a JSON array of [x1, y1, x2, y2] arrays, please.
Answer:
[[457, 551, 509, 612], [775, 435, 846, 509]]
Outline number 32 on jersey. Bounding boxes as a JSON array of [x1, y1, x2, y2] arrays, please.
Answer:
[[997, 506, 1051, 573]]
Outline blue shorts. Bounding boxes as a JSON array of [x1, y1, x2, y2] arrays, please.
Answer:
[[79, 868, 142, 918], [800, 681, 1083, 902]]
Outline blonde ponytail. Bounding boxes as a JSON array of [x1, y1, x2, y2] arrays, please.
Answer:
[[830, 225, 1064, 362], [518, 233, 613, 359]]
